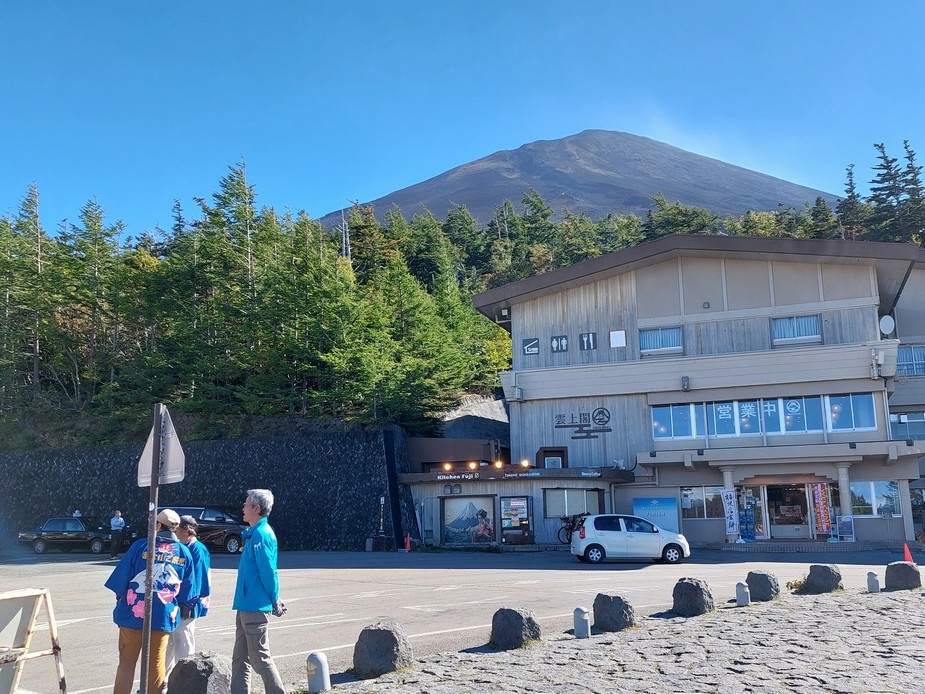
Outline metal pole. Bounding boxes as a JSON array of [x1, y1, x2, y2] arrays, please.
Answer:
[[139, 403, 163, 694]]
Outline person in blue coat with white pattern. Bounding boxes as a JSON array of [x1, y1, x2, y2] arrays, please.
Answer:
[[104, 508, 196, 694]]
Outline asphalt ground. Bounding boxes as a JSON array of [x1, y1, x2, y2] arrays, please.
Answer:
[[1, 545, 917, 693]]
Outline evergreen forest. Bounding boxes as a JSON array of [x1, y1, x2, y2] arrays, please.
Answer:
[[1, 142, 922, 450]]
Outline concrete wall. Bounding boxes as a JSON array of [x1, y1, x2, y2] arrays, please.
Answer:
[[0, 425, 417, 553]]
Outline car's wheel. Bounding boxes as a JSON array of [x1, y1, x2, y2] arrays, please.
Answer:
[[224, 535, 242, 553], [90, 538, 105, 554], [662, 543, 683, 564], [584, 544, 605, 564], [32, 539, 47, 554]]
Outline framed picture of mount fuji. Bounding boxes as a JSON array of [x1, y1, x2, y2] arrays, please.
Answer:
[[442, 495, 496, 544]]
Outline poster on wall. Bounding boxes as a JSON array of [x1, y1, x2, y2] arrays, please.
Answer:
[[442, 496, 495, 544], [837, 515, 855, 542], [811, 483, 832, 534], [633, 497, 679, 532]]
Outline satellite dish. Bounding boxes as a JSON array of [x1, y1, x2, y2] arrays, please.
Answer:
[[879, 315, 895, 336]]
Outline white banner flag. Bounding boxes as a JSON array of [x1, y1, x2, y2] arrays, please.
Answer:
[[721, 489, 739, 535]]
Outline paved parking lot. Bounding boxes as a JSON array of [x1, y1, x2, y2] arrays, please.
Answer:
[[1, 546, 912, 692]]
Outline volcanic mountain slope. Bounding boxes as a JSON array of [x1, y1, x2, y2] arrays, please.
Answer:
[[319, 129, 838, 227]]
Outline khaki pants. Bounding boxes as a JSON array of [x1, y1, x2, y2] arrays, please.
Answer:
[[165, 616, 197, 679], [231, 611, 286, 694], [113, 626, 170, 694]]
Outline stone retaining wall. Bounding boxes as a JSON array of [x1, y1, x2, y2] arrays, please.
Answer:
[[0, 425, 416, 552]]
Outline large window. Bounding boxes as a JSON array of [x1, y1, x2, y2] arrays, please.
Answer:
[[651, 393, 875, 441], [827, 393, 876, 431], [680, 486, 725, 519], [771, 315, 821, 345], [778, 396, 824, 433], [705, 400, 761, 437], [640, 327, 682, 354], [849, 481, 901, 517], [898, 345, 925, 376], [652, 404, 703, 439], [543, 488, 602, 519]]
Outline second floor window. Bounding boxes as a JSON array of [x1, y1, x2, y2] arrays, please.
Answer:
[[898, 345, 925, 376], [771, 315, 821, 345], [640, 327, 682, 354], [652, 392, 876, 440]]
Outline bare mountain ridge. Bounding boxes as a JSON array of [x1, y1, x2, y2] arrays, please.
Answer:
[[319, 129, 838, 227]]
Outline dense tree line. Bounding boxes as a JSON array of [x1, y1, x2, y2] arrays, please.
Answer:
[[0, 143, 920, 440]]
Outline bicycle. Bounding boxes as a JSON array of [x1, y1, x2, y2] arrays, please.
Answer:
[[557, 513, 587, 544]]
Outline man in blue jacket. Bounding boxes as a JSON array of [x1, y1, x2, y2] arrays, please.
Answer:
[[231, 488, 287, 694], [105, 508, 196, 694], [165, 514, 211, 679]]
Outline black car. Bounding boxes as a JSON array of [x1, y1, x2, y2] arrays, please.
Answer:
[[157, 505, 249, 553], [18, 516, 138, 554]]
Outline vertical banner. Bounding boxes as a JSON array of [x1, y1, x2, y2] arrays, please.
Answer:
[[721, 489, 739, 534], [811, 483, 832, 533]]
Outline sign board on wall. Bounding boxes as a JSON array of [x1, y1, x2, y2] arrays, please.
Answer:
[[633, 497, 679, 532]]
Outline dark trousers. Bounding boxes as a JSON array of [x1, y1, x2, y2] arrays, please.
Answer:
[[110, 529, 124, 558]]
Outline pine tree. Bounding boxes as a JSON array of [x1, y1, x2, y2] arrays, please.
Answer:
[[835, 165, 870, 240], [641, 194, 719, 240], [809, 197, 840, 239], [899, 141, 925, 247], [867, 143, 905, 242]]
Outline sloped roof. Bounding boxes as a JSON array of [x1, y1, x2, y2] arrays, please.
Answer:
[[472, 234, 920, 325]]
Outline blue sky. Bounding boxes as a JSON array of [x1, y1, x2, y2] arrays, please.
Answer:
[[3, 1, 924, 238]]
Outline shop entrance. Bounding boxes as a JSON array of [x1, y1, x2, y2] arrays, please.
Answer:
[[738, 482, 840, 541], [766, 484, 811, 539]]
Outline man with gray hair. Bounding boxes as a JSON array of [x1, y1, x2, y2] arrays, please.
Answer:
[[231, 488, 287, 694]]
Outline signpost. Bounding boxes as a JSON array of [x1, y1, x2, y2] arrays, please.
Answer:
[[135, 403, 186, 694]]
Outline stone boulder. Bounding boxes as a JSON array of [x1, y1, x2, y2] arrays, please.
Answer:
[[671, 577, 714, 617], [802, 564, 842, 594], [592, 593, 637, 632], [352, 620, 414, 679], [746, 570, 780, 602], [884, 561, 922, 590], [167, 652, 232, 693], [490, 607, 541, 650]]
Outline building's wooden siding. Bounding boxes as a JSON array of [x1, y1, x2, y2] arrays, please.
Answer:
[[508, 341, 895, 402], [511, 257, 882, 372], [512, 273, 637, 371], [509, 394, 652, 469]]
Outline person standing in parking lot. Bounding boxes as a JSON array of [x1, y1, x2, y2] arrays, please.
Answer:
[[231, 488, 287, 694], [105, 508, 197, 694], [166, 515, 211, 679], [110, 509, 126, 559]]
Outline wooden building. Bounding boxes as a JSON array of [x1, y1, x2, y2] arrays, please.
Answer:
[[400, 235, 925, 547]]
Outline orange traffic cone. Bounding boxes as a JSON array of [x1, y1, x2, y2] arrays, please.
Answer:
[[903, 543, 914, 563], [404, 533, 412, 551]]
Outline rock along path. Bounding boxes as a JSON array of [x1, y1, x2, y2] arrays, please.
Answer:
[[337, 588, 925, 693]]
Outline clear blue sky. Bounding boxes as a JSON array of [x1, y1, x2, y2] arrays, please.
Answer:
[[3, 1, 924, 238]]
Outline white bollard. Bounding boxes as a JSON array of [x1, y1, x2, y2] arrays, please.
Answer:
[[867, 571, 880, 593], [735, 582, 751, 607], [573, 606, 591, 639], [306, 651, 331, 693]]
